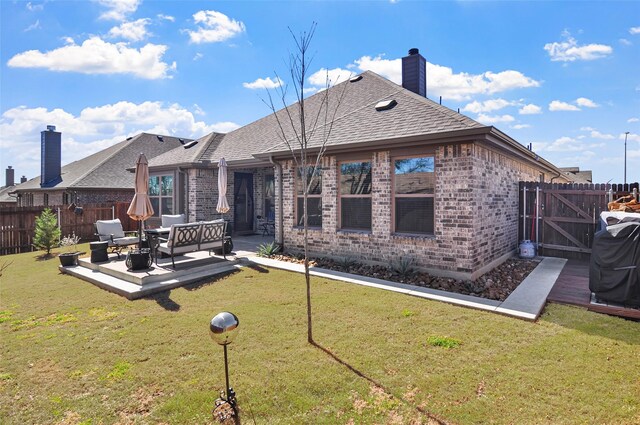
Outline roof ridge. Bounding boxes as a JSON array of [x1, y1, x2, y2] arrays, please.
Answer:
[[193, 132, 222, 162], [67, 135, 138, 188]]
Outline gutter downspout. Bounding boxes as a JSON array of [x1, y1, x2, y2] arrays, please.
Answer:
[[177, 166, 188, 221], [269, 155, 284, 245]]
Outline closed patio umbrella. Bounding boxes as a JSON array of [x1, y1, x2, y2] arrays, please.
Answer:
[[216, 158, 230, 218], [127, 153, 154, 248]]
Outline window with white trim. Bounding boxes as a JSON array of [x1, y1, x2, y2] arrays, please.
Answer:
[[393, 156, 435, 234], [296, 167, 322, 227], [339, 161, 372, 230], [148, 174, 174, 217]]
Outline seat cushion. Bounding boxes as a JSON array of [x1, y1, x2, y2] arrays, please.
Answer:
[[96, 219, 125, 239], [112, 236, 139, 247], [161, 214, 186, 228]]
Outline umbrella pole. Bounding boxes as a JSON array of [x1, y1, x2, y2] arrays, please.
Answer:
[[138, 220, 142, 249]]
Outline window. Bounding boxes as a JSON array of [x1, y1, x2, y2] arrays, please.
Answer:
[[43, 193, 49, 207], [264, 174, 275, 221], [296, 167, 322, 227], [393, 156, 434, 234], [149, 174, 174, 217], [339, 161, 372, 230]]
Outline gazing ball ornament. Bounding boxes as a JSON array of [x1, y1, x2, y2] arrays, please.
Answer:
[[209, 312, 239, 346]]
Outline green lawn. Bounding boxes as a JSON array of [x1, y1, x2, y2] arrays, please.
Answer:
[[1, 245, 639, 424]]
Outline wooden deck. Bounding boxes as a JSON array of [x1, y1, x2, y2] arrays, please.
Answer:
[[547, 259, 640, 320]]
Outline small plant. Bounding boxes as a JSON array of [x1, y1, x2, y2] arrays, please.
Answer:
[[59, 232, 80, 254], [401, 308, 415, 317], [389, 256, 415, 280], [257, 241, 281, 258], [337, 256, 356, 271], [33, 208, 61, 255], [427, 335, 461, 349]]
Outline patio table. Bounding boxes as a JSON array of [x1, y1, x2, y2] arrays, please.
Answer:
[[144, 227, 171, 260]]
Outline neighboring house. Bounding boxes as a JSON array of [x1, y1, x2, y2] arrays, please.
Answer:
[[0, 185, 18, 207], [559, 167, 593, 183], [12, 132, 193, 218], [146, 48, 573, 279]]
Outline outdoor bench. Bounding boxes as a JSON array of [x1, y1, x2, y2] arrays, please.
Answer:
[[156, 220, 228, 268]]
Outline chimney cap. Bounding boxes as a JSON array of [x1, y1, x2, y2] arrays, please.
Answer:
[[7, 166, 12, 169], [46, 125, 56, 131], [408, 48, 419, 55]]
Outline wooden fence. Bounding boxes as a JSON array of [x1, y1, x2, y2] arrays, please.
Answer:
[[519, 182, 639, 260], [0, 202, 136, 256]]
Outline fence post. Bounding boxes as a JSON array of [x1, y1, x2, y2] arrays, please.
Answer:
[[112, 205, 115, 220], [608, 188, 613, 203], [57, 207, 61, 230]]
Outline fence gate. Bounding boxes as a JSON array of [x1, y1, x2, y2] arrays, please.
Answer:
[[519, 182, 639, 260]]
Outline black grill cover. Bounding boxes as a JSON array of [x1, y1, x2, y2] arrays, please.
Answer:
[[589, 221, 640, 306]]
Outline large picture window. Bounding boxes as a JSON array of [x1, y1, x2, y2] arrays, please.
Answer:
[[340, 161, 372, 230], [393, 156, 434, 234], [149, 174, 174, 217], [296, 167, 322, 227]]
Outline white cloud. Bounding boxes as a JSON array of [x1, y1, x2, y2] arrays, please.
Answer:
[[511, 124, 531, 129], [0, 101, 239, 178], [187, 10, 245, 44], [308, 68, 354, 87], [628, 117, 639, 123], [519, 104, 542, 115], [462, 99, 513, 113], [108, 18, 151, 42], [157, 14, 175, 22], [575, 97, 598, 108], [630, 27, 640, 35], [619, 38, 632, 46], [348, 55, 540, 100], [549, 100, 580, 111], [193, 104, 205, 116], [476, 114, 515, 124], [588, 130, 615, 140], [193, 53, 204, 61], [26, 2, 44, 12], [24, 20, 41, 32], [62, 36, 75, 44], [243, 76, 283, 90], [544, 31, 612, 62], [98, 0, 141, 21], [7, 36, 176, 80]]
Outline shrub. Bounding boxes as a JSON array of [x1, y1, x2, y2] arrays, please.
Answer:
[[337, 256, 356, 271], [60, 232, 81, 254], [33, 208, 61, 255], [257, 241, 281, 258], [389, 256, 415, 280]]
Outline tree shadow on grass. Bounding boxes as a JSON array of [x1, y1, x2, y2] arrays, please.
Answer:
[[245, 263, 269, 273], [143, 290, 181, 312], [34, 253, 56, 261], [311, 341, 448, 424]]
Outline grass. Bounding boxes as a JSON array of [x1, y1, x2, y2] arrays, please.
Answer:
[[1, 244, 639, 424]]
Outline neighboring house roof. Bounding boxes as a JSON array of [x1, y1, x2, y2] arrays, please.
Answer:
[[0, 185, 18, 203], [13, 133, 192, 193], [147, 132, 225, 169]]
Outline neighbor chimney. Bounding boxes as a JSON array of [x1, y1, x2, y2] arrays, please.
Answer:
[[40, 125, 62, 187], [402, 48, 427, 97], [20, 176, 27, 184], [6, 166, 14, 187]]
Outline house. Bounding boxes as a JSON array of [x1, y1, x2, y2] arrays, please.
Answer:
[[145, 48, 572, 279], [12, 131, 193, 218]]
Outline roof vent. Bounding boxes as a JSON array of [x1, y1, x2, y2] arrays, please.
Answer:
[[349, 75, 363, 83], [180, 139, 198, 149], [157, 135, 164, 142], [126, 136, 133, 141], [375, 99, 397, 111]]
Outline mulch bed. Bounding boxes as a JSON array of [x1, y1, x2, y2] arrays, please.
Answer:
[[270, 253, 539, 301]]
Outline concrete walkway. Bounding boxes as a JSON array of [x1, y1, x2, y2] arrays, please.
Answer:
[[249, 256, 567, 321]]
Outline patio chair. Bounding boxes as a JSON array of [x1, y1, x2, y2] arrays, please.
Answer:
[[95, 219, 139, 259], [161, 214, 186, 228]]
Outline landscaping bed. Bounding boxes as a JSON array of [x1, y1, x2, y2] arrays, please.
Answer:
[[271, 253, 539, 301]]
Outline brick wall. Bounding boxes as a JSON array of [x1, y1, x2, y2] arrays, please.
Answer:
[[278, 142, 545, 279], [20, 189, 132, 207]]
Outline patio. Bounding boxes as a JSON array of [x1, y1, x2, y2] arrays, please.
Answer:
[[61, 234, 274, 299]]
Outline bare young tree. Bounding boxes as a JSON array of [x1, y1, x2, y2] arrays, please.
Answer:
[[265, 23, 349, 343]]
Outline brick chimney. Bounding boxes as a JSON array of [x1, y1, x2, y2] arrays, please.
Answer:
[[6, 166, 14, 187], [402, 48, 427, 98], [40, 125, 62, 188], [20, 176, 27, 184]]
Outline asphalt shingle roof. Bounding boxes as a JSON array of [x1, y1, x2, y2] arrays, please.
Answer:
[[192, 71, 485, 164], [15, 133, 190, 192], [147, 132, 223, 168]]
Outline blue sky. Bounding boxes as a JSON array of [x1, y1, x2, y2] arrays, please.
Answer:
[[1, 0, 639, 184]]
